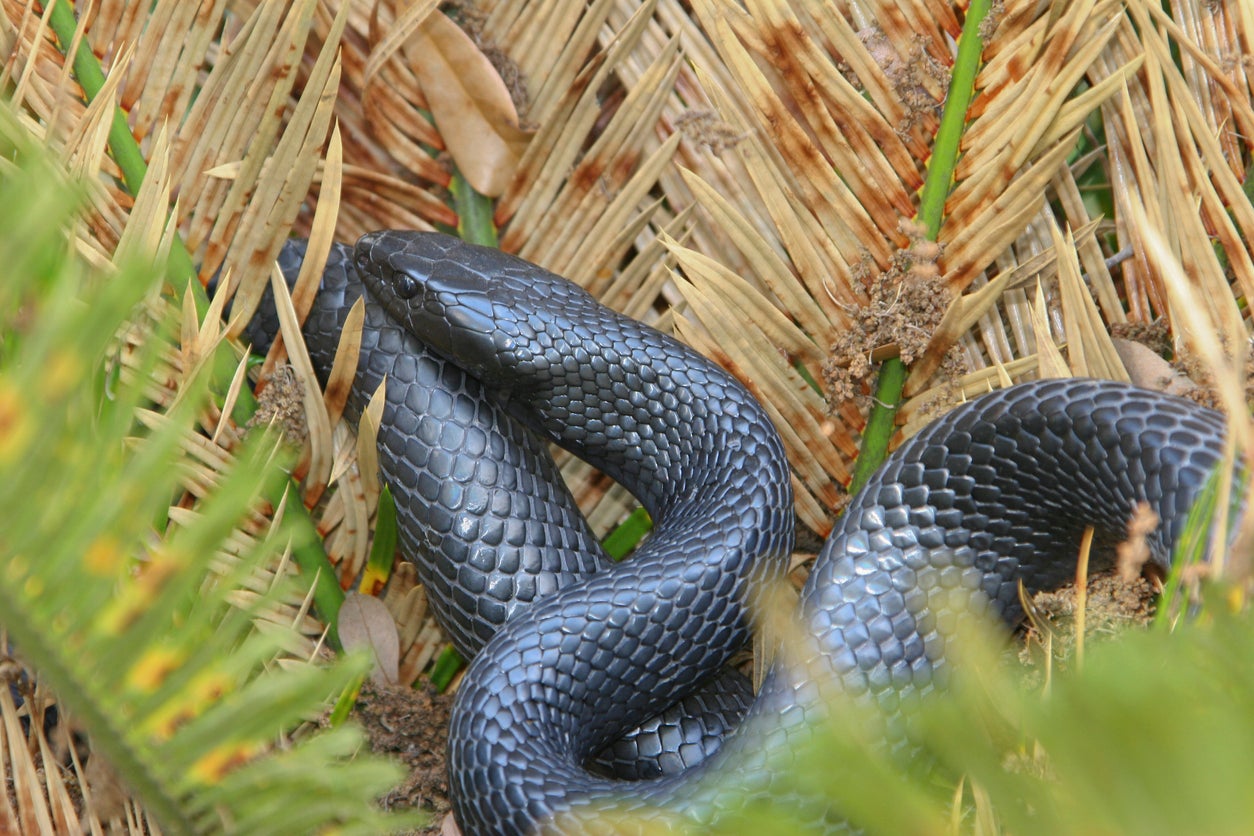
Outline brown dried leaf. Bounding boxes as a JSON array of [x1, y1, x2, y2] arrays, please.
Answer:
[[665, 237, 824, 368], [679, 167, 833, 344], [941, 134, 1078, 291], [900, 358, 1041, 438], [261, 263, 335, 509], [514, 25, 680, 270], [1112, 338, 1197, 397], [210, 1, 346, 321], [404, 10, 531, 197], [324, 297, 366, 428], [356, 380, 388, 511], [33, 718, 78, 833], [715, 8, 892, 269], [491, 0, 617, 120], [498, 0, 654, 244], [338, 591, 401, 686], [287, 125, 344, 344]]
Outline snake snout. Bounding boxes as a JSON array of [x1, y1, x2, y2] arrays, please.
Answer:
[[354, 233, 529, 385]]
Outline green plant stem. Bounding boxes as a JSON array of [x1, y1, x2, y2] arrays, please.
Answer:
[[277, 482, 346, 646], [47, 1, 345, 645], [602, 508, 653, 561], [849, 358, 908, 495], [429, 645, 464, 691], [851, 0, 991, 494], [917, 0, 992, 240], [47, 0, 197, 285], [451, 169, 499, 247]]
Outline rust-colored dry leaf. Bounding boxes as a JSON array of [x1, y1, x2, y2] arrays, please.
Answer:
[[207, 0, 346, 323], [338, 591, 401, 686], [262, 263, 336, 508], [1134, 200, 1246, 419], [665, 236, 824, 368], [287, 125, 344, 340], [679, 167, 832, 343], [404, 10, 531, 197], [61, 41, 131, 180], [356, 380, 387, 511], [34, 719, 78, 833], [941, 134, 1078, 291], [490, 0, 617, 120], [497, 0, 654, 244], [556, 131, 680, 280], [514, 24, 680, 271], [0, 678, 53, 833]]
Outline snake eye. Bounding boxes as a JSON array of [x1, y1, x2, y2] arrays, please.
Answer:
[[394, 272, 421, 300]]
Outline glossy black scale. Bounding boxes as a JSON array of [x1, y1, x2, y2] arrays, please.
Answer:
[[239, 238, 761, 794], [249, 231, 1228, 835]]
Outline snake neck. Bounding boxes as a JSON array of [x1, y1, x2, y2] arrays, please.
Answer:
[[508, 319, 790, 529], [352, 230, 794, 527], [383, 241, 800, 834], [240, 241, 614, 659]]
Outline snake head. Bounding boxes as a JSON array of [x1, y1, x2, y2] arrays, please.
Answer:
[[354, 231, 535, 385], [354, 231, 604, 391]]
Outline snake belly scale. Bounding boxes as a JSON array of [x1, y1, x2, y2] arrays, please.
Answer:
[[242, 231, 1228, 835]]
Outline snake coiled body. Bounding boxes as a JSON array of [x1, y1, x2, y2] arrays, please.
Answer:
[[244, 231, 1228, 835], [245, 239, 756, 783]]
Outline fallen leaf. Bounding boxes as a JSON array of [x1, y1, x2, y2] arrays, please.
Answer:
[[1112, 338, 1198, 398], [404, 11, 532, 197], [338, 591, 401, 686]]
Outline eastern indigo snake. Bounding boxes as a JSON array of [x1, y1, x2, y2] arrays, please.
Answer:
[[239, 230, 1228, 835]]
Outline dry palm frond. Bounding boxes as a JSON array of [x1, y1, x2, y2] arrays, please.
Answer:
[[641, 0, 1252, 535], [3, 0, 1252, 828]]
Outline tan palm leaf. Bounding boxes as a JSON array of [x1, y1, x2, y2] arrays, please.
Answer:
[[1, 0, 1251, 830]]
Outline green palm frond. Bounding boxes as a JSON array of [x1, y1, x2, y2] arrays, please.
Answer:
[[3, 0, 1253, 830], [0, 107, 418, 834]]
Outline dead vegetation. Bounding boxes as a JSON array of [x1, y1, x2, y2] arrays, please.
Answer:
[[2, 0, 1252, 830]]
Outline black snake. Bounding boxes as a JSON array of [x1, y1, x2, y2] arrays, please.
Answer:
[[239, 230, 1228, 835]]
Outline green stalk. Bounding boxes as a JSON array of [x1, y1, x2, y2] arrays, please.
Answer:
[[850, 0, 992, 495], [602, 508, 653, 561], [46, 1, 345, 643], [917, 0, 993, 240], [48, 0, 197, 284], [276, 482, 345, 646], [849, 358, 909, 494], [451, 168, 499, 247], [429, 645, 464, 691]]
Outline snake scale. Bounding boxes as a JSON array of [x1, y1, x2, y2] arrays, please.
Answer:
[[238, 230, 1228, 835]]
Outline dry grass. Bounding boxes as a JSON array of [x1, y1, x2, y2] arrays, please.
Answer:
[[2, 0, 1251, 828]]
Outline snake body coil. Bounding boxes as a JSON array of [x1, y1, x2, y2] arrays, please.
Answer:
[[245, 231, 1228, 835]]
